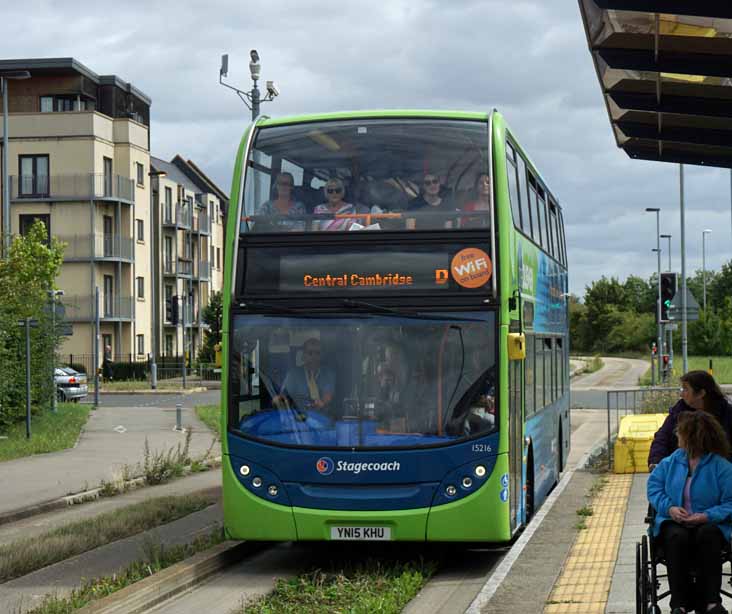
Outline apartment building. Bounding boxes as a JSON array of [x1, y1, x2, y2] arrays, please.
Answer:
[[150, 155, 227, 361], [0, 58, 152, 363], [0, 58, 228, 367]]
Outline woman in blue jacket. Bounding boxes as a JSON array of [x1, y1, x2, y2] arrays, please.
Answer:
[[648, 410, 732, 614]]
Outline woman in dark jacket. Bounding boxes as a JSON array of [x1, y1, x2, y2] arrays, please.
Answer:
[[648, 370, 732, 468]]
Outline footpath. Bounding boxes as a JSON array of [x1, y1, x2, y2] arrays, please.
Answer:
[[0, 398, 218, 519]]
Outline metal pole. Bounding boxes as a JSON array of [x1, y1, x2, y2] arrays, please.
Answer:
[[251, 80, 260, 121], [2, 77, 9, 258], [181, 295, 187, 389], [702, 230, 709, 313], [680, 164, 688, 374], [149, 178, 157, 390], [176, 402, 182, 431], [51, 292, 57, 413], [25, 318, 31, 438], [655, 212, 662, 383], [94, 286, 100, 409]]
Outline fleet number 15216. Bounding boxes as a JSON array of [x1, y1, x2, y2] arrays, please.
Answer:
[[472, 444, 492, 453]]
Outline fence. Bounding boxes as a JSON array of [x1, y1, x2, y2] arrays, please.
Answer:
[[606, 387, 678, 464]]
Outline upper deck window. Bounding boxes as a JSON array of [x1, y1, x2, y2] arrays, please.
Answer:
[[241, 119, 491, 234]]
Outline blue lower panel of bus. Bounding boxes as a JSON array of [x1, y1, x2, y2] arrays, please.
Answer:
[[227, 431, 499, 511]]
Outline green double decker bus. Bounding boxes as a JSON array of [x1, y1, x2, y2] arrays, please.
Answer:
[[221, 110, 569, 542]]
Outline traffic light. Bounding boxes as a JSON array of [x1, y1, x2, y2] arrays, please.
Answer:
[[660, 272, 677, 322], [166, 296, 179, 325]]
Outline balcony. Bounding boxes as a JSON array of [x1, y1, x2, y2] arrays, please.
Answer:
[[197, 261, 210, 281], [64, 295, 134, 322], [10, 173, 135, 204], [59, 234, 134, 262], [162, 258, 192, 277], [192, 212, 210, 235], [162, 203, 192, 229]]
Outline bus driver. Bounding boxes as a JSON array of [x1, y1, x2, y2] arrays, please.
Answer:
[[274, 338, 335, 412]]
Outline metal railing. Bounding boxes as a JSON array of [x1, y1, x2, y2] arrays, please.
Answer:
[[63, 295, 134, 321], [197, 260, 210, 280], [606, 387, 678, 464], [59, 234, 134, 261], [11, 173, 135, 202], [193, 212, 210, 234], [161, 203, 192, 228], [178, 259, 192, 277]]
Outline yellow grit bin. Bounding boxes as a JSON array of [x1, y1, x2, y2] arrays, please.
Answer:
[[614, 414, 667, 474]]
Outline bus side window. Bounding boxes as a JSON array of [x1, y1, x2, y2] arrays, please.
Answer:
[[525, 334, 535, 416], [559, 210, 567, 266], [535, 185, 548, 253], [549, 202, 560, 261], [534, 336, 544, 411], [544, 338, 554, 404], [505, 141, 522, 230], [517, 155, 533, 241], [556, 337, 563, 396]]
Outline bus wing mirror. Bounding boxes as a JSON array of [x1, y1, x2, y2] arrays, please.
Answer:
[[508, 333, 526, 361]]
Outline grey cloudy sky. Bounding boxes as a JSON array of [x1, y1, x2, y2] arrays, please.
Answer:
[[4, 0, 731, 295]]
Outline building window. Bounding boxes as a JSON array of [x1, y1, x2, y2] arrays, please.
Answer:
[[40, 95, 79, 112], [19, 214, 51, 243], [164, 187, 173, 222], [165, 334, 174, 356], [136, 219, 144, 242], [18, 155, 49, 197], [137, 334, 145, 355], [136, 163, 144, 186], [216, 248, 221, 270], [210, 246, 214, 268], [137, 276, 145, 299]]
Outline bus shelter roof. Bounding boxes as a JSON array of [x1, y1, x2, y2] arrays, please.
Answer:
[[578, 1, 732, 168]]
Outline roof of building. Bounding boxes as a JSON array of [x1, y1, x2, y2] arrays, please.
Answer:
[[171, 155, 229, 205], [0, 57, 151, 105], [150, 157, 199, 194], [578, 1, 732, 168]]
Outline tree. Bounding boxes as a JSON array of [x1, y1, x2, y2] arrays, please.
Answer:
[[198, 291, 222, 364], [623, 275, 655, 314], [0, 222, 65, 428]]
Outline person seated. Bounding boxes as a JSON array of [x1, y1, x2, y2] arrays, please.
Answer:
[[647, 410, 732, 614], [273, 338, 335, 412], [648, 371, 732, 470], [255, 172, 307, 231], [406, 173, 457, 229], [460, 174, 491, 228], [313, 178, 363, 231]]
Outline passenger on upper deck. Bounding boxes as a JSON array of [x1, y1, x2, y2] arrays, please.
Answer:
[[406, 172, 458, 230], [255, 172, 307, 231], [274, 338, 335, 412], [460, 174, 491, 229], [313, 178, 363, 231]]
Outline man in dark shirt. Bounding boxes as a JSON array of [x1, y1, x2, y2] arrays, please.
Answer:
[[407, 173, 457, 230]]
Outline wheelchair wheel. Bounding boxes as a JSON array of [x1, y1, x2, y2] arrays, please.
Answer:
[[640, 535, 651, 614], [636, 541, 643, 614]]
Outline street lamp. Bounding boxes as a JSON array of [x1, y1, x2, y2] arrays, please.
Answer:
[[1, 69, 31, 258], [219, 50, 280, 121], [49, 289, 64, 413], [703, 229, 712, 313], [646, 207, 663, 383], [148, 169, 167, 390], [660, 234, 672, 271]]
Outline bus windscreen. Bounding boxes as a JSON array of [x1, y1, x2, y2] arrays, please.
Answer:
[[241, 119, 491, 233], [230, 311, 497, 448]]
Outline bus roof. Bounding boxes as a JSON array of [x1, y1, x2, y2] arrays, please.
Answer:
[[256, 109, 491, 128]]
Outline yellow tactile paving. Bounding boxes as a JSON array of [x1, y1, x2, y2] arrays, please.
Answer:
[[543, 474, 633, 613]]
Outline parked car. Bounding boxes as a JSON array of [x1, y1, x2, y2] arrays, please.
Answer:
[[54, 367, 88, 402]]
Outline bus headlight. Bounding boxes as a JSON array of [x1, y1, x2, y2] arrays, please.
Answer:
[[252, 477, 263, 488], [239, 465, 251, 477], [462, 477, 473, 489], [475, 465, 486, 478], [446, 485, 457, 497]]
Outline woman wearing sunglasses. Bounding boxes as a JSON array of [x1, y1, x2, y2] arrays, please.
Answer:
[[313, 178, 361, 231], [255, 172, 307, 231]]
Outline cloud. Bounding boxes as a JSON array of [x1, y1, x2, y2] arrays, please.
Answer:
[[2, 0, 730, 295]]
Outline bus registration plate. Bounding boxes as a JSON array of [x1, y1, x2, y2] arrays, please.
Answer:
[[330, 526, 391, 541]]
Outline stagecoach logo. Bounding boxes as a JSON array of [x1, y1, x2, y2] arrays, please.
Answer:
[[316, 457, 335, 476]]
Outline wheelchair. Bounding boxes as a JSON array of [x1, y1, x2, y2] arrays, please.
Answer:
[[636, 506, 732, 614]]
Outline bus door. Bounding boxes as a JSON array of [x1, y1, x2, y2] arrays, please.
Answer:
[[508, 319, 524, 533]]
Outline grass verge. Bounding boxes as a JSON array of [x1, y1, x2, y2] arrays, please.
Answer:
[[584, 355, 604, 375], [88, 379, 186, 392], [195, 405, 220, 437], [240, 559, 436, 614], [0, 493, 217, 583], [26, 527, 225, 613], [0, 403, 90, 462]]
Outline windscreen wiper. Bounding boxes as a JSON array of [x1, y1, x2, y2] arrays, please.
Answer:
[[342, 299, 487, 323], [238, 301, 297, 314]]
